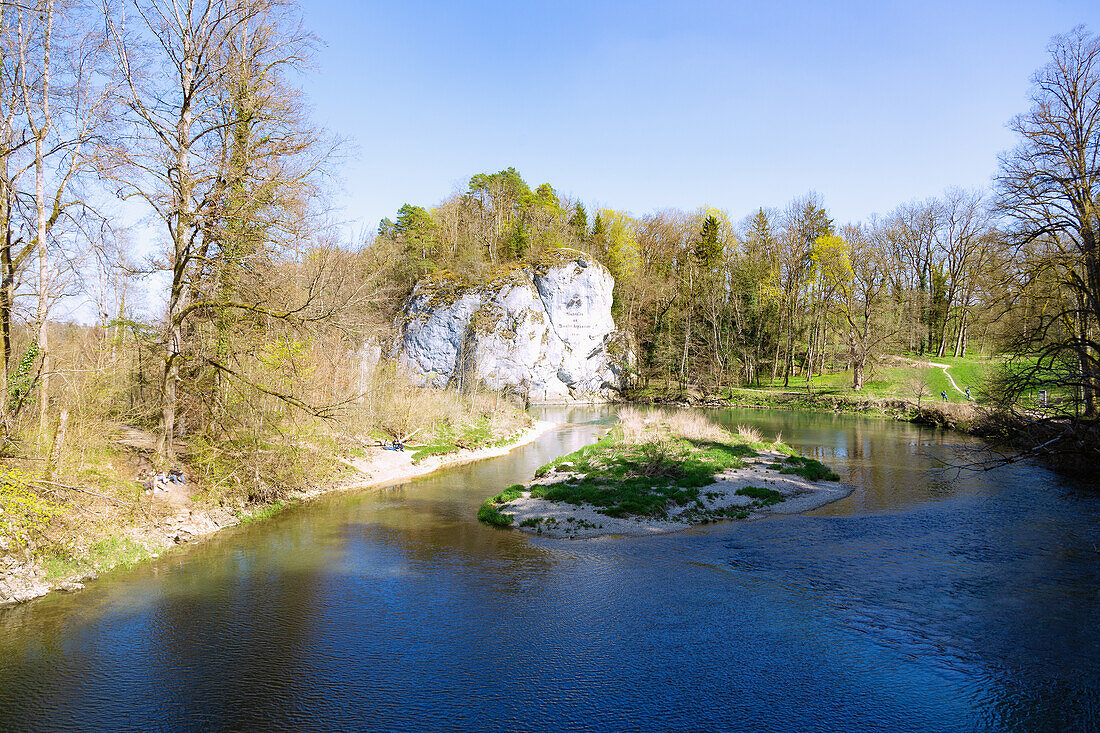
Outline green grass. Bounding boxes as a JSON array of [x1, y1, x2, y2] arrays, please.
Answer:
[[483, 413, 839, 527], [735, 485, 785, 506], [532, 439, 837, 517], [411, 419, 527, 464], [740, 355, 997, 405], [410, 443, 460, 464], [477, 500, 514, 527], [235, 499, 298, 525], [779, 455, 840, 481], [457, 418, 493, 447], [490, 484, 526, 503], [520, 430, 789, 518], [43, 536, 151, 580]]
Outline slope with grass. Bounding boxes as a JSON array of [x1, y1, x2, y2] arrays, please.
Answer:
[[478, 409, 851, 538], [626, 357, 998, 436], [732, 355, 994, 405], [2, 397, 547, 608]]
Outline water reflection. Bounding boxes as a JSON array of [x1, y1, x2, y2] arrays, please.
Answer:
[[0, 406, 1098, 731]]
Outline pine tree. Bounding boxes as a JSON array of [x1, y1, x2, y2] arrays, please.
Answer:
[[568, 202, 588, 240]]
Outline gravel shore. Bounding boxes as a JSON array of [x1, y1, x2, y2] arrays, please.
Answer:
[[501, 451, 852, 539]]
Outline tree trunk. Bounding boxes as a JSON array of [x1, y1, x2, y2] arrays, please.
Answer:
[[953, 314, 966, 358], [28, 0, 55, 445], [679, 305, 692, 390], [157, 20, 196, 465], [35, 132, 49, 443], [771, 307, 784, 384]]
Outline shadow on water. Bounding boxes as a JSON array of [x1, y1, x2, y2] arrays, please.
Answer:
[[1, 405, 1099, 731]]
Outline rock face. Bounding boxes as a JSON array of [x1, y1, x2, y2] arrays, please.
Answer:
[[397, 251, 628, 401], [0, 555, 50, 607]]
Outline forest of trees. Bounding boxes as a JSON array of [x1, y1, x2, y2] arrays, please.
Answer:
[[0, 0, 1096, 518], [0, 0, 385, 502], [372, 177, 1008, 396]]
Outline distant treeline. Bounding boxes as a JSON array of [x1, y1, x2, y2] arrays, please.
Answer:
[[368, 29, 1100, 431], [371, 172, 1004, 395], [0, 0, 1096, 511]]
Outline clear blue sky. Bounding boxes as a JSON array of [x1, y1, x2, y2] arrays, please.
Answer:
[[300, 0, 1099, 234]]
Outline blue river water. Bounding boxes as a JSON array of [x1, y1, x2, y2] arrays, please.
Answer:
[[0, 406, 1098, 731]]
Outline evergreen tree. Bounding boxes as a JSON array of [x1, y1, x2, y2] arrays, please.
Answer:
[[569, 202, 588, 240], [591, 211, 606, 248], [694, 215, 722, 267]]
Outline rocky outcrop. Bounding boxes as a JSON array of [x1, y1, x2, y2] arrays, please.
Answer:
[[396, 250, 629, 402], [0, 555, 49, 606]]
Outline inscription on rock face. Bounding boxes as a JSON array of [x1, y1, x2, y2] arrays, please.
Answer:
[[559, 292, 590, 337]]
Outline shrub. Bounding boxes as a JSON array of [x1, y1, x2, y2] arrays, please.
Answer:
[[477, 500, 514, 527], [491, 484, 526, 503], [780, 455, 840, 481], [0, 468, 62, 554]]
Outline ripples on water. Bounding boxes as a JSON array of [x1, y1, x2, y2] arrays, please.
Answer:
[[0, 406, 1098, 732]]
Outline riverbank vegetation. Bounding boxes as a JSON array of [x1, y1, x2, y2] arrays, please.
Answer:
[[478, 410, 846, 537], [0, 0, 531, 581], [2, 2, 1099, 586], [362, 30, 1100, 472]]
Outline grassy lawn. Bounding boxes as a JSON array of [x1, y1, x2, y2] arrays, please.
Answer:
[[731, 355, 999, 405]]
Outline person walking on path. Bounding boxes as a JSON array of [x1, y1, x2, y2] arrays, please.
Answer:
[[965, 387, 971, 400]]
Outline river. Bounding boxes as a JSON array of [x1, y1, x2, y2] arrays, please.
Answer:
[[0, 406, 1098, 731]]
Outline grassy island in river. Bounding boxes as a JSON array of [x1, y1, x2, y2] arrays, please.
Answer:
[[478, 409, 851, 538]]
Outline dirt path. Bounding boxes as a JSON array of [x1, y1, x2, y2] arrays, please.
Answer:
[[890, 356, 968, 398], [110, 424, 192, 510], [926, 362, 967, 397]]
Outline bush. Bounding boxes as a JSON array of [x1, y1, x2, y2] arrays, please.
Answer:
[[780, 455, 840, 481], [477, 500, 514, 527], [491, 484, 526, 503], [0, 468, 62, 554]]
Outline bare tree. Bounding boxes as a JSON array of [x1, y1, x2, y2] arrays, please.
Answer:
[[885, 199, 939, 354], [0, 1, 114, 445], [105, 0, 335, 463], [835, 223, 896, 390], [931, 188, 992, 358], [996, 26, 1100, 419]]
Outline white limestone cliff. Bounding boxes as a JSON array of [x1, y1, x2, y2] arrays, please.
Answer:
[[396, 250, 628, 402]]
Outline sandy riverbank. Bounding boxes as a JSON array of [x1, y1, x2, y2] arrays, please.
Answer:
[[302, 420, 558, 498], [0, 420, 559, 608], [501, 449, 853, 539]]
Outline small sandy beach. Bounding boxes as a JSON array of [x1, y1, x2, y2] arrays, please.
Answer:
[[302, 419, 559, 499]]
